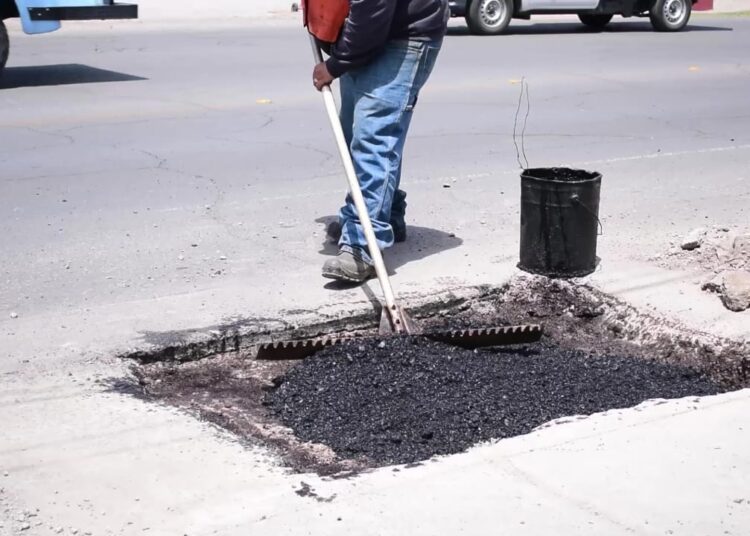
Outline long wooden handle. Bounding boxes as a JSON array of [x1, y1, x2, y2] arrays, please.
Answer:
[[309, 35, 407, 334]]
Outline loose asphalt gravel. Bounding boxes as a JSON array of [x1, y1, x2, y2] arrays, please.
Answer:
[[266, 337, 724, 467], [522, 167, 599, 182]]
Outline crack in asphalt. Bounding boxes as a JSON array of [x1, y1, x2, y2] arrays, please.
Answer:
[[137, 148, 168, 169]]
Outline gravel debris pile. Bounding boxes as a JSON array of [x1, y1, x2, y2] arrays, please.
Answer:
[[653, 226, 750, 312], [266, 337, 722, 467]]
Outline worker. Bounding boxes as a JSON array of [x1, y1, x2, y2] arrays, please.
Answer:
[[312, 0, 449, 283]]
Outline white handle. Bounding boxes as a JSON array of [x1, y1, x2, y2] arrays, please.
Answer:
[[310, 35, 406, 334]]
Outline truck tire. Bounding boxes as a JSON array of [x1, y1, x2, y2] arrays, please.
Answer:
[[650, 0, 691, 31], [0, 21, 8, 74], [578, 14, 613, 29], [466, 0, 513, 35]]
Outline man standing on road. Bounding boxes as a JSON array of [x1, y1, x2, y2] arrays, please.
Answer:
[[312, 0, 449, 283]]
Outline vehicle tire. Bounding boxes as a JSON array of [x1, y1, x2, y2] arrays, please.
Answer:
[[466, 0, 513, 35], [0, 22, 9, 74], [650, 0, 691, 31], [578, 14, 613, 29]]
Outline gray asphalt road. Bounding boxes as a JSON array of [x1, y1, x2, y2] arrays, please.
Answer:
[[1, 16, 749, 359], [1, 16, 750, 536]]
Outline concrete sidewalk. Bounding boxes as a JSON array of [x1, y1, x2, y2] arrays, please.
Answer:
[[136, 0, 750, 20], [710, 0, 750, 11], [2, 367, 748, 535], [108, 0, 750, 23], [135, 0, 295, 21]]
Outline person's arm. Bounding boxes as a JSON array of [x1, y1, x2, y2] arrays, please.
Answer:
[[325, 0, 398, 78]]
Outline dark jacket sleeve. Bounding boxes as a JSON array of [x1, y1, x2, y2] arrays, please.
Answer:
[[325, 0, 398, 78]]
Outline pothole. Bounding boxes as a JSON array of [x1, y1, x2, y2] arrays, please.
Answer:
[[123, 275, 749, 476]]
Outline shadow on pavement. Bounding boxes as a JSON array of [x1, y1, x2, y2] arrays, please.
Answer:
[[316, 216, 464, 291], [0, 64, 147, 89], [447, 21, 732, 36], [387, 226, 464, 270], [316, 215, 341, 257]]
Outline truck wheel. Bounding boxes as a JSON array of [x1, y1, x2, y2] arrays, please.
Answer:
[[466, 0, 513, 35], [578, 14, 613, 29], [0, 22, 9, 74], [650, 0, 691, 31]]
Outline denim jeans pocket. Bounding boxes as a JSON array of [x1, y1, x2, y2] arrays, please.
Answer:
[[404, 41, 442, 112]]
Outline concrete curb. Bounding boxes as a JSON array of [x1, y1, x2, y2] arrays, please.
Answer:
[[107, 0, 750, 22], [712, 0, 750, 12], [134, 0, 296, 21]]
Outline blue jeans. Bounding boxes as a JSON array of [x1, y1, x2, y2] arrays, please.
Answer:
[[337, 39, 442, 264]]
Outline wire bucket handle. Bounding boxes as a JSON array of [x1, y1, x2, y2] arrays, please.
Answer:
[[513, 78, 531, 170], [571, 193, 603, 236]]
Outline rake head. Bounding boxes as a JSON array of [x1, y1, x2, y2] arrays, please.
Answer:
[[256, 323, 542, 360]]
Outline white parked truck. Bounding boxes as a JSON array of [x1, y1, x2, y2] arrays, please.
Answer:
[[1, 0, 138, 73], [450, 0, 695, 34]]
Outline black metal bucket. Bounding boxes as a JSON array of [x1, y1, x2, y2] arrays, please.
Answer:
[[519, 167, 602, 278]]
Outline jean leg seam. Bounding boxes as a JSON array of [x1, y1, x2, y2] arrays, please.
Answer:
[[374, 45, 424, 219], [403, 44, 426, 113]]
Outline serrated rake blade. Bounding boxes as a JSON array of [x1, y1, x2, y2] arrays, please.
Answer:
[[256, 336, 350, 360], [424, 324, 543, 349], [256, 324, 542, 360]]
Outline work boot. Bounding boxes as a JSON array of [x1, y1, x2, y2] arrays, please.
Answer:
[[390, 221, 407, 243], [326, 221, 406, 244], [322, 250, 375, 283]]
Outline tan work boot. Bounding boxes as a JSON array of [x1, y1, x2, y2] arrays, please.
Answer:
[[322, 250, 375, 283]]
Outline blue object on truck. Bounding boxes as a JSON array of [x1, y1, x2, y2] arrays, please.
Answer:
[[16, 0, 138, 34], [1, 0, 138, 71]]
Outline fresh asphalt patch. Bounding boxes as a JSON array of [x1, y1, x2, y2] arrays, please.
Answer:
[[264, 337, 723, 467]]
